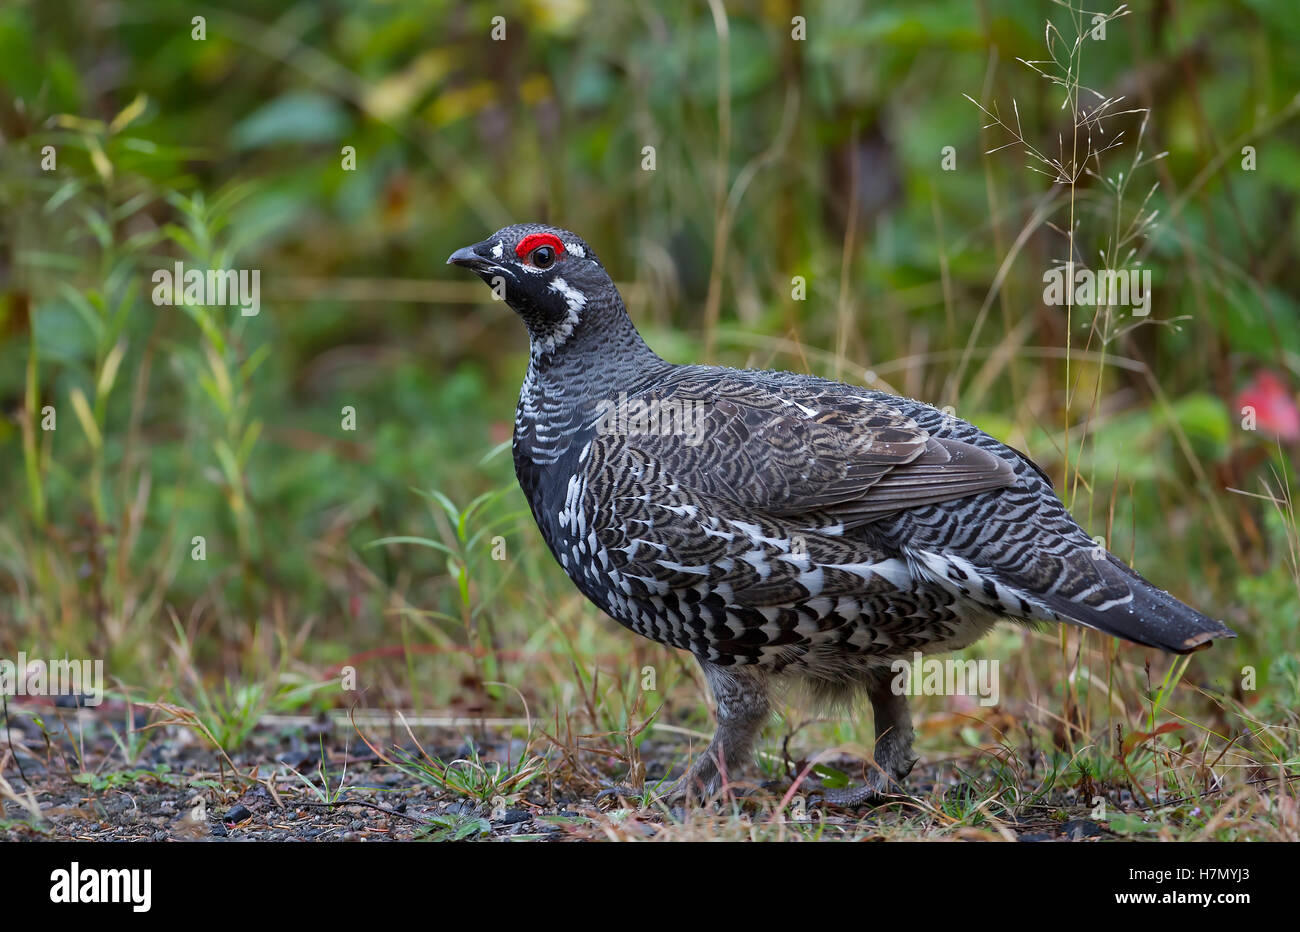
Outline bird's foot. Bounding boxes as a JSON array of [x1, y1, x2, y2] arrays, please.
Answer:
[[806, 749, 918, 809], [807, 773, 896, 809], [655, 765, 759, 807], [592, 781, 652, 806], [656, 772, 718, 806]]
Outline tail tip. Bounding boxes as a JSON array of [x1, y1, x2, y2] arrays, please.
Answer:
[[1178, 623, 1237, 653]]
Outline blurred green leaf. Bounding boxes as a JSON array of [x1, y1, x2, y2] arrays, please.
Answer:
[[233, 91, 350, 150]]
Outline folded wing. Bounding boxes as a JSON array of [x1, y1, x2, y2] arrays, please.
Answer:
[[606, 374, 1018, 524]]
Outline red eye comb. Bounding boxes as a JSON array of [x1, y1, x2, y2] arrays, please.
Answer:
[[515, 233, 565, 260]]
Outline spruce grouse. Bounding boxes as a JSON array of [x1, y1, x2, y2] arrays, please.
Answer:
[[448, 223, 1236, 805]]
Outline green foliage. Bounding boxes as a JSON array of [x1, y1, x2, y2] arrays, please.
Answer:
[[383, 738, 546, 806], [417, 811, 492, 841], [73, 766, 178, 792], [0, 0, 1297, 836]]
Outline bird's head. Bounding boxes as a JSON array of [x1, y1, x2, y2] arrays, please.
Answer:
[[447, 223, 611, 356]]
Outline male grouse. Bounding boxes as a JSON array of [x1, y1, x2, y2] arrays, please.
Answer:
[[448, 223, 1236, 805]]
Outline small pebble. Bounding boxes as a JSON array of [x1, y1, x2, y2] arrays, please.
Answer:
[[1061, 818, 1103, 840]]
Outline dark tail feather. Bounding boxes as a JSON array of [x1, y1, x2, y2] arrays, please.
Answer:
[[1045, 556, 1236, 654]]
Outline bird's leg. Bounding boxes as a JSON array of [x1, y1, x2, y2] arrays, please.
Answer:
[[664, 662, 770, 803], [812, 671, 918, 808]]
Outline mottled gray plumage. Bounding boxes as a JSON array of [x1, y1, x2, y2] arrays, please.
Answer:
[[449, 223, 1236, 805]]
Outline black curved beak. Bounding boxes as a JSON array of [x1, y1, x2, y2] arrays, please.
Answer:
[[447, 243, 491, 270]]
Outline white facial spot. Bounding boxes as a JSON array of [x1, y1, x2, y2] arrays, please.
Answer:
[[549, 276, 587, 313], [532, 275, 587, 357], [491, 241, 504, 259], [564, 242, 585, 258]]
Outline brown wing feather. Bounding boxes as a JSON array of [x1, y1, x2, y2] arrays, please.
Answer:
[[606, 375, 1018, 522]]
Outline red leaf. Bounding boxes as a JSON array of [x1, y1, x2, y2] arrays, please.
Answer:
[[1236, 370, 1300, 442]]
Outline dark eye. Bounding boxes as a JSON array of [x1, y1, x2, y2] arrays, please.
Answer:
[[529, 245, 555, 269]]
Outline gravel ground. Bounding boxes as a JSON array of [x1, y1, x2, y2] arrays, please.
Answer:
[[0, 699, 1147, 841]]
